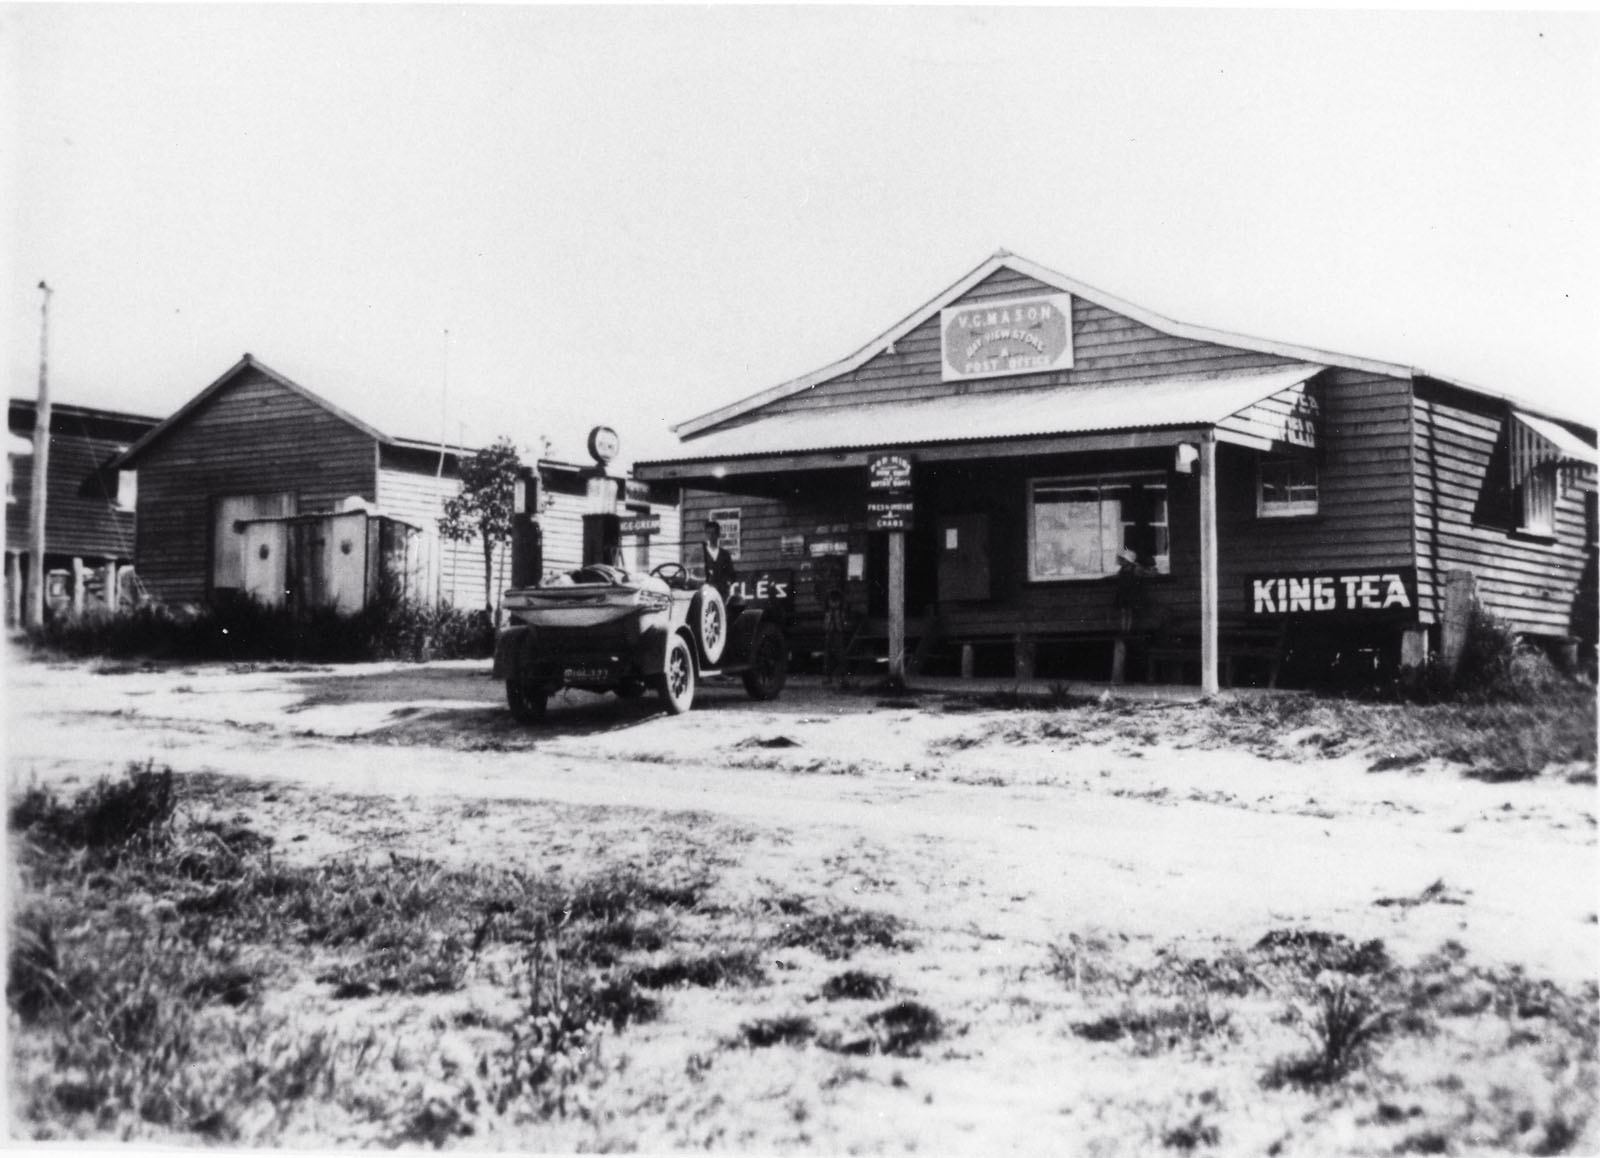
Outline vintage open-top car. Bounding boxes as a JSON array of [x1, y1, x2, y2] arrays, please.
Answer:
[[492, 563, 788, 721]]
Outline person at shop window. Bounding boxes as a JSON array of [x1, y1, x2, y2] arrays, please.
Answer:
[[1114, 548, 1151, 634], [702, 520, 736, 601]]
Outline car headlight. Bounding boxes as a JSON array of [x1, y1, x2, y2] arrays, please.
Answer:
[[634, 588, 671, 612]]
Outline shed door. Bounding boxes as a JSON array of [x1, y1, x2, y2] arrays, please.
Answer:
[[241, 522, 287, 607], [213, 493, 296, 593], [323, 511, 371, 611], [938, 514, 990, 602]]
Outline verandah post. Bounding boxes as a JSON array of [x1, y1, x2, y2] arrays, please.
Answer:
[[888, 530, 906, 683], [1199, 433, 1220, 695]]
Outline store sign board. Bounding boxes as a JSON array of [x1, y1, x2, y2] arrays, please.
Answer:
[[868, 453, 913, 493], [618, 514, 660, 536], [941, 293, 1073, 382], [1248, 568, 1417, 615], [728, 570, 794, 605], [868, 497, 915, 531]]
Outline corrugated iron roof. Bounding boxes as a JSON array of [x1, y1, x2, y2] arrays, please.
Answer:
[[643, 364, 1324, 464]]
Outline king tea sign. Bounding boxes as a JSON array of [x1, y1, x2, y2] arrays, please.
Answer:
[[941, 293, 1073, 382], [1249, 568, 1418, 616]]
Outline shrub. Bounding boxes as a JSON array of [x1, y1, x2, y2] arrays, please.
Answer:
[[1263, 977, 1391, 1087], [24, 594, 493, 664], [9, 762, 176, 852], [1251, 930, 1390, 980], [1385, 605, 1582, 706]]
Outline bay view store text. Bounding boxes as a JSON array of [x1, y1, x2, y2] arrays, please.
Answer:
[[634, 251, 1597, 692]]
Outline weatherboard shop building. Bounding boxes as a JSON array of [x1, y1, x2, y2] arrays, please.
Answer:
[[633, 251, 1597, 693]]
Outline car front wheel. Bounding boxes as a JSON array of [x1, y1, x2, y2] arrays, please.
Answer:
[[506, 678, 548, 723], [742, 622, 788, 701], [657, 635, 696, 715]]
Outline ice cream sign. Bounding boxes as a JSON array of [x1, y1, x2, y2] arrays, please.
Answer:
[[941, 293, 1073, 382], [1249, 568, 1417, 615]]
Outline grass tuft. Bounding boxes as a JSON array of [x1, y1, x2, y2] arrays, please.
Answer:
[[1162, 1114, 1221, 1151], [864, 1000, 944, 1056], [738, 1015, 817, 1049], [821, 970, 893, 1001], [629, 950, 766, 990], [773, 907, 914, 960], [1072, 999, 1232, 1056]]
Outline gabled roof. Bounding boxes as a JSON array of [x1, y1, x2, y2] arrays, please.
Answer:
[[110, 354, 395, 470], [673, 250, 1417, 440], [641, 364, 1324, 467]]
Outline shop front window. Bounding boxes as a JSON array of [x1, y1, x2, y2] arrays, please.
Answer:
[[1028, 474, 1169, 581]]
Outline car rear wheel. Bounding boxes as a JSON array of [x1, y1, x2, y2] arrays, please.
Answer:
[[506, 678, 548, 723], [657, 635, 696, 714], [742, 622, 788, 701]]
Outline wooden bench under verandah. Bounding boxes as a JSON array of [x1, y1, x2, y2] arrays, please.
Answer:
[[839, 608, 1154, 684], [835, 608, 1290, 688]]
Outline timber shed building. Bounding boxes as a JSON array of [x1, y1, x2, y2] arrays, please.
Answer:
[[7, 399, 158, 623], [634, 251, 1598, 691], [110, 354, 679, 611]]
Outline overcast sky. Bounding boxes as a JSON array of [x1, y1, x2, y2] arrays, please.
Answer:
[[4, 5, 1597, 466]]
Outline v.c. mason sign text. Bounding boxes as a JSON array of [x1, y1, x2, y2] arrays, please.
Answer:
[[940, 293, 1073, 382]]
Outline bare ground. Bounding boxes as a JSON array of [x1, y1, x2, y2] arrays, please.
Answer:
[[6, 652, 1598, 1153]]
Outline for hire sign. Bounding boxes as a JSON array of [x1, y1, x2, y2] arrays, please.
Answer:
[[1249, 568, 1417, 616], [941, 294, 1073, 381]]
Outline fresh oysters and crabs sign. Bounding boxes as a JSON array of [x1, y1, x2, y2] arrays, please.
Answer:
[[941, 293, 1073, 381]]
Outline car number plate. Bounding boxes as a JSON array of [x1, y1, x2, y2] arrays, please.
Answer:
[[563, 666, 612, 683]]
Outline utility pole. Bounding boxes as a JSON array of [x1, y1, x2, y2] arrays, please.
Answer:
[[26, 281, 53, 628]]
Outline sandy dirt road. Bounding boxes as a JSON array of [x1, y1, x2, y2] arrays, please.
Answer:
[[6, 652, 1597, 1152], [7, 654, 1594, 987]]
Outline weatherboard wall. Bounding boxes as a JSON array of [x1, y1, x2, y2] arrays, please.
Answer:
[[8, 401, 152, 563], [375, 445, 482, 608], [133, 368, 379, 604], [1411, 379, 1595, 639], [1214, 369, 1417, 601]]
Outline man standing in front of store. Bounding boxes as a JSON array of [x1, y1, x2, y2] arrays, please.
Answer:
[[702, 520, 736, 600]]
